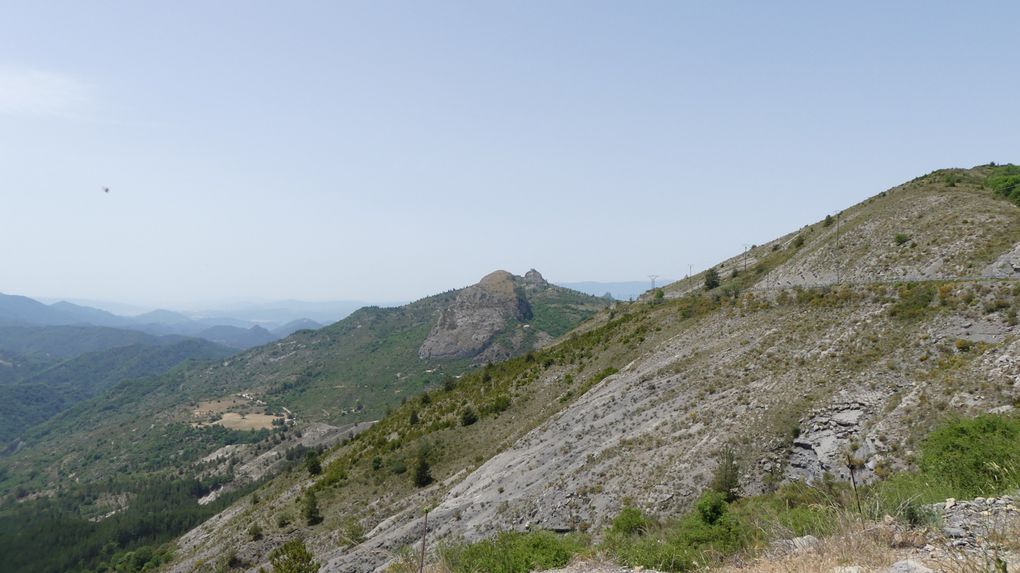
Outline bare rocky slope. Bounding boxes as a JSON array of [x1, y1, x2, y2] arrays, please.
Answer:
[[165, 165, 1020, 573]]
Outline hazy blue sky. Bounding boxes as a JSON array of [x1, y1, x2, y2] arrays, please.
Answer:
[[2, 1, 1017, 306]]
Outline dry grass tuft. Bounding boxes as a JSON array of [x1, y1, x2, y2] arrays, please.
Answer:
[[715, 525, 908, 573]]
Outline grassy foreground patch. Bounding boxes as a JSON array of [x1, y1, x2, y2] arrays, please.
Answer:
[[438, 530, 588, 573]]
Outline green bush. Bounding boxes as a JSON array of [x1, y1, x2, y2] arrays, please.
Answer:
[[389, 458, 407, 475], [483, 393, 511, 415], [988, 164, 1020, 204], [610, 506, 652, 536], [918, 414, 1020, 497], [730, 482, 836, 538], [592, 366, 618, 384], [269, 539, 319, 573], [695, 491, 727, 525], [888, 283, 935, 319], [342, 517, 366, 546], [443, 531, 587, 573], [605, 492, 751, 572], [894, 233, 910, 246], [864, 414, 1020, 523]]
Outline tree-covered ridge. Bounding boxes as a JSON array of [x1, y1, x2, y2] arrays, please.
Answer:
[[0, 339, 232, 443], [0, 474, 260, 573]]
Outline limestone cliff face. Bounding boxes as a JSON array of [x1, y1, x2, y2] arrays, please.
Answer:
[[418, 270, 534, 361]]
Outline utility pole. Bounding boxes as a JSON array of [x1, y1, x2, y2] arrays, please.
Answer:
[[418, 508, 429, 573], [648, 275, 660, 290], [835, 211, 841, 284], [742, 244, 750, 273]]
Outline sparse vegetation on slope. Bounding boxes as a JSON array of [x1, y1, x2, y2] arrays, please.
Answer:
[[424, 413, 1020, 573], [166, 267, 1020, 571]]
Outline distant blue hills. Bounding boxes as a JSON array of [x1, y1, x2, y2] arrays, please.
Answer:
[[0, 292, 331, 349]]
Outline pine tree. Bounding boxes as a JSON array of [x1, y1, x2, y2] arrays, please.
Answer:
[[302, 491, 322, 525], [413, 454, 433, 487], [305, 452, 321, 476], [704, 268, 720, 290], [709, 448, 740, 502]]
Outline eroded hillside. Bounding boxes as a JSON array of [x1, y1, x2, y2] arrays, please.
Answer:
[[161, 165, 1020, 573]]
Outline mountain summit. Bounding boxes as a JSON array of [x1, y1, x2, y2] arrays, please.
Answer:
[[420, 269, 558, 361]]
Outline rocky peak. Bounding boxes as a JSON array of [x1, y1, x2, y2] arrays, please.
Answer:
[[524, 268, 548, 287], [418, 270, 536, 361], [477, 270, 517, 298]]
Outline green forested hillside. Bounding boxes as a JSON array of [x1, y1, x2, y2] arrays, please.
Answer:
[[0, 271, 605, 494], [0, 474, 260, 573], [0, 350, 50, 384], [0, 339, 232, 443]]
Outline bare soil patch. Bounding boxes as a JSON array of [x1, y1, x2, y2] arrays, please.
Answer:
[[215, 412, 280, 431]]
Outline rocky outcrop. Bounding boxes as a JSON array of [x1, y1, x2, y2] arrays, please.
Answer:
[[418, 270, 534, 361], [985, 242, 1020, 278], [786, 391, 884, 483], [524, 268, 549, 287], [933, 494, 1019, 552]]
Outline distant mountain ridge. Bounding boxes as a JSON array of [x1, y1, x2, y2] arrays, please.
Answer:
[[557, 280, 673, 301], [271, 318, 323, 338], [0, 293, 330, 349], [195, 324, 277, 349], [0, 294, 127, 327]]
